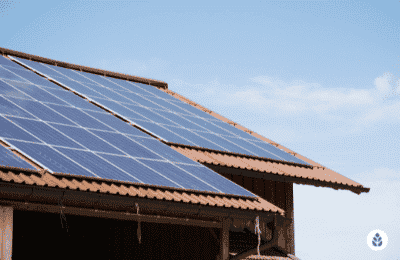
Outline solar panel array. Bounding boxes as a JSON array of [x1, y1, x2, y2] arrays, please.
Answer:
[[0, 56, 256, 197], [11, 56, 310, 166]]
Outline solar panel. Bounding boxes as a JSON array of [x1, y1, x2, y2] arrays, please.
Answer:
[[0, 144, 36, 170], [0, 79, 33, 100], [3, 58, 257, 196], [10, 57, 311, 166]]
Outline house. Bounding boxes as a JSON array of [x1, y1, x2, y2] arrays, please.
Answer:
[[0, 47, 370, 260]]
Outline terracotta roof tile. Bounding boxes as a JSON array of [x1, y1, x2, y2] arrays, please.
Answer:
[[171, 146, 369, 194], [0, 167, 283, 215]]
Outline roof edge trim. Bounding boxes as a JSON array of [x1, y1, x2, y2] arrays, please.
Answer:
[[0, 47, 168, 89]]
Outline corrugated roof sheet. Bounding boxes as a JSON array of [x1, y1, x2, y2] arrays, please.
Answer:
[[0, 166, 285, 215], [170, 145, 369, 194]]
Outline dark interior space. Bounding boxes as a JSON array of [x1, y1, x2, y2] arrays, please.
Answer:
[[13, 210, 220, 260]]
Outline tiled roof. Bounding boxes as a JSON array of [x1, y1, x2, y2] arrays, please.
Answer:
[[169, 145, 370, 194], [0, 165, 285, 215]]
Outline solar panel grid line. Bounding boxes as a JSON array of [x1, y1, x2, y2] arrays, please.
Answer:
[[9, 57, 70, 81], [0, 55, 23, 69]]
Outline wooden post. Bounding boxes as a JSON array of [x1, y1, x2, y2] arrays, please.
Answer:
[[219, 218, 231, 260], [285, 183, 295, 255], [0, 206, 13, 260]]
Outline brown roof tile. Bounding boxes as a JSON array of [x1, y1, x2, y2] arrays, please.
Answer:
[[0, 167, 285, 215], [170, 146, 369, 194]]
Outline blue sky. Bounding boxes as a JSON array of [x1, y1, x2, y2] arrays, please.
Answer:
[[2, 0, 400, 259]]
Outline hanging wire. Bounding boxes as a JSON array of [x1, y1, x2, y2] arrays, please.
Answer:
[[58, 199, 68, 232], [136, 203, 141, 244], [255, 216, 261, 256]]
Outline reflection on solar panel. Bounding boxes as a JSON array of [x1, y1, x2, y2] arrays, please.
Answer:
[[0, 60, 256, 197], [10, 56, 310, 165], [0, 144, 36, 170]]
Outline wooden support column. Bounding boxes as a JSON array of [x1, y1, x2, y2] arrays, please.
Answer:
[[0, 206, 13, 260], [219, 218, 231, 260], [285, 182, 295, 255]]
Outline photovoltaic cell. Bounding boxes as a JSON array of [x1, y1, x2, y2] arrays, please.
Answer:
[[142, 160, 220, 192], [131, 82, 176, 101], [133, 120, 196, 145], [42, 88, 104, 112], [97, 154, 177, 187], [6, 97, 75, 125], [5, 81, 69, 105], [0, 56, 22, 69], [162, 125, 226, 151], [76, 72, 127, 91], [46, 104, 114, 131], [180, 115, 235, 136], [115, 91, 163, 109], [248, 140, 310, 165], [0, 145, 36, 170], [141, 95, 192, 115], [82, 110, 149, 137], [11, 58, 69, 80], [9, 118, 84, 149], [106, 77, 157, 97], [54, 78, 108, 98], [90, 130, 163, 159], [221, 135, 283, 160], [127, 105, 179, 126], [168, 100, 218, 120], [0, 96, 36, 119], [55, 147, 139, 182], [206, 119, 260, 141], [129, 136, 196, 165], [49, 66, 95, 85], [178, 164, 255, 197], [0, 80, 33, 100], [86, 87, 134, 104], [0, 66, 28, 82], [93, 99, 149, 121], [194, 131, 255, 155], [49, 124, 123, 154], [153, 110, 208, 132], [5, 140, 96, 177], [0, 116, 41, 142]]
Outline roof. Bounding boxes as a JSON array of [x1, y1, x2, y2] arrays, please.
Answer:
[[169, 144, 369, 194], [0, 165, 284, 215], [245, 254, 300, 260], [0, 46, 370, 195]]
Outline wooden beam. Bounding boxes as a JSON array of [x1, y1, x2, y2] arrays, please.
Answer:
[[0, 200, 222, 229], [285, 182, 295, 254], [0, 206, 13, 260], [219, 218, 231, 260]]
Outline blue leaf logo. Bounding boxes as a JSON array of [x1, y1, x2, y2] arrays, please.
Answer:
[[372, 233, 382, 247]]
